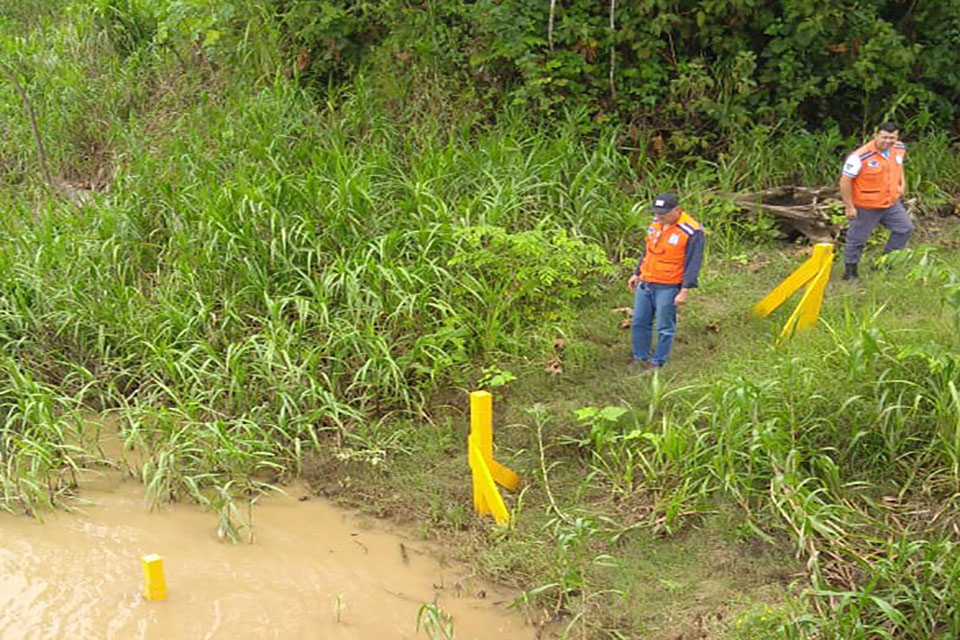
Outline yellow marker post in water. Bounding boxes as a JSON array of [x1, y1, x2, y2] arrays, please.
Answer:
[[141, 554, 167, 601], [752, 243, 834, 341], [468, 391, 520, 525]]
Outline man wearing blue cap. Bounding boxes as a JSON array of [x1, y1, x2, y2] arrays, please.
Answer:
[[627, 193, 705, 372]]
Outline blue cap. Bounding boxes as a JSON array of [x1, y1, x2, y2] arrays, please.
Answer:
[[651, 193, 679, 214]]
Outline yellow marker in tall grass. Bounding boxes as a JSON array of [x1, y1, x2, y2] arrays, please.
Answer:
[[468, 391, 520, 525], [141, 554, 168, 601], [752, 242, 834, 341]]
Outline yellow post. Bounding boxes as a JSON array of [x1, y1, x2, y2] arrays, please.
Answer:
[[752, 243, 833, 318], [469, 391, 520, 490], [468, 391, 520, 525], [752, 243, 834, 341], [469, 436, 511, 526], [470, 391, 494, 462], [141, 554, 167, 601], [787, 253, 833, 336], [468, 433, 488, 515]]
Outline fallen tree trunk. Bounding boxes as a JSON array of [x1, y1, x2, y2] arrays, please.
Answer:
[[725, 186, 954, 243], [729, 186, 840, 243]]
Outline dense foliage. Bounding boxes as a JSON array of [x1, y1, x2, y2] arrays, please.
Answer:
[[278, 0, 960, 151], [14, 0, 958, 152]]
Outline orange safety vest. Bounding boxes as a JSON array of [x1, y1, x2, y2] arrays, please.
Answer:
[[640, 210, 701, 285], [851, 140, 906, 210]]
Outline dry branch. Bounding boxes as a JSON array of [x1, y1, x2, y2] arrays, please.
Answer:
[[0, 60, 54, 191], [547, 0, 556, 51], [724, 186, 842, 242], [1, 60, 94, 205]]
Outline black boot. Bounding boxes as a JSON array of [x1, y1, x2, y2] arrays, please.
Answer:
[[842, 262, 859, 281]]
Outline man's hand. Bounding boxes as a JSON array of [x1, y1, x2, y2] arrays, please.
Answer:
[[628, 274, 641, 291], [839, 175, 857, 220], [674, 288, 689, 306]]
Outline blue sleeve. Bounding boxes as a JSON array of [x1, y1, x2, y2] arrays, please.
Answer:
[[682, 230, 705, 288], [634, 245, 646, 275]]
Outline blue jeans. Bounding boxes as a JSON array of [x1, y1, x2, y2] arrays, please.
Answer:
[[843, 199, 914, 264], [631, 282, 680, 366]]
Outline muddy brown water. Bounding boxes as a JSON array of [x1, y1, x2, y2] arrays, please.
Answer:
[[0, 473, 539, 639]]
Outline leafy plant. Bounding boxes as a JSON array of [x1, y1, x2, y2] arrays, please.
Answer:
[[572, 405, 627, 452], [416, 603, 454, 640], [449, 225, 613, 353], [478, 365, 517, 389]]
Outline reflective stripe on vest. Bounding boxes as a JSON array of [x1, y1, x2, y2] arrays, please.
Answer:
[[851, 141, 906, 209], [640, 211, 701, 285]]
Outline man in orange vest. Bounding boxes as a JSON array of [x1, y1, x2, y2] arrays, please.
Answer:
[[839, 122, 913, 281], [627, 193, 705, 372]]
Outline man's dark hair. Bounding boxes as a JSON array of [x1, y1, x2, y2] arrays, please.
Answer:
[[878, 122, 899, 133]]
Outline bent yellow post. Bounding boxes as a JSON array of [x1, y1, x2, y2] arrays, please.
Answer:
[[470, 391, 520, 491], [779, 254, 833, 338], [468, 391, 520, 525], [141, 554, 167, 601], [752, 243, 834, 341], [469, 433, 511, 525]]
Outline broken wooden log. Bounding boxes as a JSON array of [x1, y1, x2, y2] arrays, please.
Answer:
[[718, 186, 840, 242], [720, 186, 940, 243]]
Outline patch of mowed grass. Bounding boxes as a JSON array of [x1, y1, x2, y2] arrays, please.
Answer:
[[612, 515, 795, 639]]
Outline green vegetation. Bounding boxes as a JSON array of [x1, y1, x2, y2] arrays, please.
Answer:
[[358, 244, 960, 638], [279, 0, 960, 147], [1, 1, 960, 638]]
